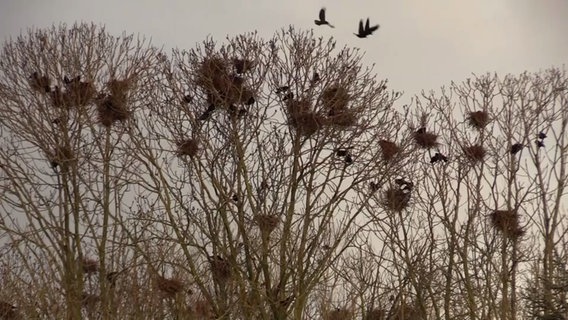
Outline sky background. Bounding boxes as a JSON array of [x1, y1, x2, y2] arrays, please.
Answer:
[[0, 0, 567, 98]]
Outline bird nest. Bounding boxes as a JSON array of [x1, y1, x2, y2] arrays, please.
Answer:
[[383, 186, 411, 212], [413, 128, 439, 149], [325, 308, 352, 320], [196, 57, 230, 92], [490, 210, 524, 239], [66, 81, 96, 107], [176, 138, 199, 157], [210, 256, 231, 283], [286, 99, 324, 136], [81, 257, 99, 275], [29, 72, 51, 93], [463, 144, 486, 163], [322, 85, 350, 113], [156, 276, 184, 297], [233, 58, 255, 74], [364, 308, 385, 320], [48, 145, 75, 168], [254, 214, 280, 235], [96, 94, 131, 127], [107, 78, 132, 96], [467, 111, 490, 129], [328, 110, 357, 127], [81, 293, 100, 308], [50, 86, 70, 109], [378, 139, 400, 161]]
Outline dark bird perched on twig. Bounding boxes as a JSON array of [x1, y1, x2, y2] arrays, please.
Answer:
[[199, 104, 216, 121], [535, 140, 545, 148], [430, 152, 448, 164], [510, 143, 524, 155], [354, 18, 380, 38], [314, 8, 334, 28], [394, 178, 413, 192], [538, 131, 547, 140]]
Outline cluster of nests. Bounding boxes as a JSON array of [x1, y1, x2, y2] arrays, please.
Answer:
[[411, 110, 543, 165], [191, 57, 256, 121], [28, 72, 133, 127], [276, 83, 358, 137]]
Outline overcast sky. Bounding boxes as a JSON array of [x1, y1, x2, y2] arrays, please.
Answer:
[[1, 0, 567, 97]]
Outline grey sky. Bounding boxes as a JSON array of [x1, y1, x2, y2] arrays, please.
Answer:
[[1, 0, 567, 97]]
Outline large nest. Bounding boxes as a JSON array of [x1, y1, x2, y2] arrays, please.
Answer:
[[96, 94, 131, 127], [48, 145, 75, 169], [176, 138, 199, 158], [233, 58, 255, 74], [322, 85, 350, 114], [81, 257, 99, 275], [490, 209, 524, 239], [254, 214, 280, 235], [156, 276, 184, 297], [467, 111, 490, 129], [383, 186, 411, 212], [286, 99, 324, 136], [364, 308, 386, 320], [463, 144, 486, 163], [196, 57, 230, 92], [65, 77, 96, 106], [29, 72, 51, 93], [50, 86, 70, 109], [325, 308, 352, 320], [378, 139, 400, 161], [328, 109, 357, 127], [0, 301, 19, 319], [413, 128, 439, 149], [210, 255, 231, 283]]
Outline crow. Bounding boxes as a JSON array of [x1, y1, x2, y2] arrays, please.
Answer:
[[538, 131, 547, 140], [344, 154, 353, 166], [355, 18, 380, 38], [510, 143, 523, 155], [199, 104, 216, 121], [314, 8, 334, 28], [535, 140, 545, 148], [334, 148, 351, 157], [430, 152, 448, 164]]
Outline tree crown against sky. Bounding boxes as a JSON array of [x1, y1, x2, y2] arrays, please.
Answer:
[[0, 22, 567, 320]]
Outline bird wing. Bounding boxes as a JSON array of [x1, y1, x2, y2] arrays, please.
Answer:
[[358, 20, 364, 34], [369, 24, 380, 32], [319, 8, 326, 21], [365, 18, 370, 32]]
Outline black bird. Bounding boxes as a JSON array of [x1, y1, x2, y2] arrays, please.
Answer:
[[394, 178, 413, 192], [199, 104, 216, 121], [182, 94, 193, 104], [535, 140, 545, 148], [538, 131, 547, 140], [314, 8, 334, 28], [334, 148, 351, 157], [312, 72, 320, 83], [510, 143, 524, 155], [369, 181, 381, 192], [355, 18, 380, 38], [430, 152, 448, 164], [275, 86, 290, 94], [344, 154, 353, 166], [415, 127, 427, 135]]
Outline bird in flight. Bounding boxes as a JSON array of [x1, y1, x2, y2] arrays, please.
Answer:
[[315, 8, 335, 28], [355, 18, 380, 38]]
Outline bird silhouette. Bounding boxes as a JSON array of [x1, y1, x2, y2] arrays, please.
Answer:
[[430, 152, 448, 164], [199, 104, 216, 121], [538, 131, 547, 140], [535, 140, 545, 148], [510, 143, 523, 155], [314, 8, 334, 28], [355, 18, 380, 38]]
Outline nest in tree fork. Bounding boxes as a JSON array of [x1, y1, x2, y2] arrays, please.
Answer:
[[254, 214, 280, 235], [383, 186, 411, 212], [65, 79, 96, 107], [176, 138, 199, 157], [413, 128, 439, 149], [378, 139, 400, 161], [490, 209, 524, 239], [96, 94, 131, 127], [48, 145, 75, 168], [286, 99, 324, 136], [463, 144, 486, 163], [210, 256, 231, 283], [156, 276, 184, 296], [232, 58, 255, 74], [196, 57, 231, 92], [467, 110, 490, 129], [325, 308, 353, 320], [81, 257, 99, 275], [364, 308, 386, 320], [29, 72, 51, 93], [322, 85, 350, 114]]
